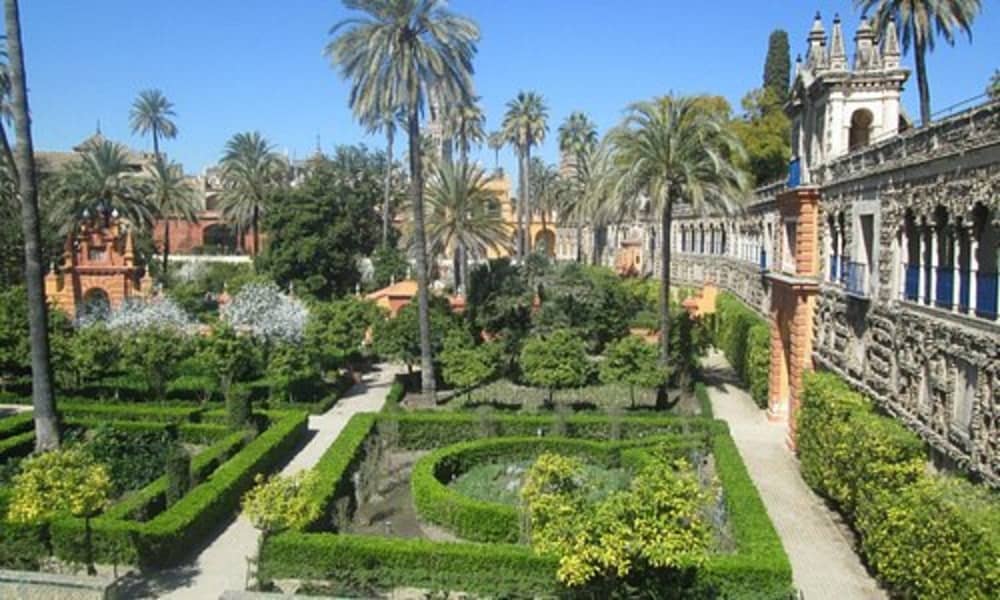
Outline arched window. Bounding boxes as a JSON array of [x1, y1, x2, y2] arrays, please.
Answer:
[[849, 109, 874, 151]]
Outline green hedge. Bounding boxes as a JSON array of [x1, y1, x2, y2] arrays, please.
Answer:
[[798, 371, 999, 599], [46, 410, 308, 567], [261, 532, 561, 597], [0, 413, 33, 438], [263, 412, 791, 598], [0, 431, 34, 461], [715, 293, 769, 408], [383, 411, 722, 450], [412, 436, 703, 544], [694, 382, 713, 418]]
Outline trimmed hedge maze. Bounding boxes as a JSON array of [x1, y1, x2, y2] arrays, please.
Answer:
[[260, 412, 793, 598], [0, 405, 308, 569]]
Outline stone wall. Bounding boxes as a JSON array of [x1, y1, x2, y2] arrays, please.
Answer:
[[0, 569, 123, 600]]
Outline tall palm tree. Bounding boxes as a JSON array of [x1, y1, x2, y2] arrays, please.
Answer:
[[528, 158, 564, 254], [363, 107, 402, 246], [144, 157, 197, 276], [558, 111, 598, 261], [5, 0, 58, 450], [487, 130, 504, 172], [129, 89, 178, 158], [502, 91, 548, 259], [218, 131, 283, 256], [603, 95, 748, 366], [54, 140, 152, 236], [446, 98, 485, 164], [327, 0, 479, 398], [855, 0, 980, 127], [425, 160, 511, 292]]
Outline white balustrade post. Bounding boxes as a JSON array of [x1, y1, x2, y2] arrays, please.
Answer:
[[969, 234, 979, 316]]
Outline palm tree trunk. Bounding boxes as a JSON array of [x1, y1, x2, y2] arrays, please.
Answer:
[[452, 244, 462, 291], [407, 104, 436, 399], [252, 204, 260, 257], [383, 126, 394, 246], [524, 143, 533, 254], [458, 241, 469, 294], [915, 38, 932, 127], [540, 207, 548, 256], [575, 222, 583, 263], [516, 147, 526, 258], [152, 125, 160, 159], [162, 219, 171, 277], [6, 0, 59, 451], [659, 199, 673, 368]]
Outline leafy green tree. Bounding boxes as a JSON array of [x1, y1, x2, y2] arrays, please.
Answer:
[[266, 342, 323, 403], [466, 258, 534, 364], [857, 0, 981, 127], [205, 324, 261, 394], [121, 326, 191, 401], [763, 30, 790, 103], [360, 109, 402, 246], [0, 283, 29, 380], [425, 160, 512, 292], [519, 329, 590, 405], [64, 323, 119, 390], [7, 447, 111, 574], [305, 296, 382, 372], [533, 263, 630, 353], [370, 242, 410, 290], [5, 0, 59, 450], [502, 91, 548, 257], [327, 0, 480, 400], [219, 131, 284, 256], [129, 89, 177, 159], [371, 296, 460, 373], [528, 158, 566, 250], [257, 148, 385, 299], [732, 87, 791, 186], [440, 331, 499, 399], [599, 336, 668, 408], [602, 95, 748, 368], [988, 68, 1000, 100]]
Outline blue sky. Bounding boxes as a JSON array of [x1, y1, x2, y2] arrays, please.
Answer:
[[22, 1, 1000, 175]]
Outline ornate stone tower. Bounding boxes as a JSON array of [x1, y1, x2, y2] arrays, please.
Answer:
[[788, 13, 909, 185], [45, 214, 153, 317]]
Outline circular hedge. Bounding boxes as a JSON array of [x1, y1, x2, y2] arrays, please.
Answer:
[[411, 436, 709, 544]]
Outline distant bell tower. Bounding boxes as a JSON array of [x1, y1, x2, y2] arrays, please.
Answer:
[[787, 13, 909, 184]]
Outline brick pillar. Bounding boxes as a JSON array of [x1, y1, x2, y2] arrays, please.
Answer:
[[766, 187, 821, 447]]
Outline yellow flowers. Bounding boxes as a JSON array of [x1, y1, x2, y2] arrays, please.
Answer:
[[6, 448, 111, 523], [521, 453, 711, 587], [242, 471, 322, 535]]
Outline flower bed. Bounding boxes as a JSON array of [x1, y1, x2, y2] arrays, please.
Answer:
[[259, 411, 792, 598]]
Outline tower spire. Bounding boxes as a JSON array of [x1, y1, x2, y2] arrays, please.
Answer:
[[853, 15, 880, 71], [881, 15, 901, 69], [807, 12, 828, 70], [828, 14, 847, 71]]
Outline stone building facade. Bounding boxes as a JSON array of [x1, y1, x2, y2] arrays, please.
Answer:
[[582, 15, 999, 485]]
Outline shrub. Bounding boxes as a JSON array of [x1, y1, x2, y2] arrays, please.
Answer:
[[798, 370, 998, 598], [855, 476, 999, 600], [84, 423, 173, 496], [440, 334, 500, 399], [599, 335, 668, 408], [221, 281, 309, 344], [165, 445, 192, 508], [227, 384, 252, 429], [243, 471, 322, 536], [715, 293, 769, 407]]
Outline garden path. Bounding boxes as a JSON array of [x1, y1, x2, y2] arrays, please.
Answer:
[[133, 362, 403, 600], [702, 350, 885, 600]]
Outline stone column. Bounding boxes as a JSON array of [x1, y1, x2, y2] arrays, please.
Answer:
[[969, 232, 979, 316], [929, 225, 939, 307], [918, 225, 927, 303], [952, 226, 961, 311]]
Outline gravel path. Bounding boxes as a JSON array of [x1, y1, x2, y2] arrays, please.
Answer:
[[702, 350, 885, 600], [128, 363, 403, 599]]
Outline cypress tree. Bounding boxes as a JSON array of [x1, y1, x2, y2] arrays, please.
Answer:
[[763, 30, 791, 103]]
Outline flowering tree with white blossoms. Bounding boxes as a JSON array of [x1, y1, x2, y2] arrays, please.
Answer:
[[77, 296, 196, 334], [221, 281, 308, 344]]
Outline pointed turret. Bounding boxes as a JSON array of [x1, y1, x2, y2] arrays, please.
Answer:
[[807, 12, 828, 70], [828, 14, 847, 71], [853, 16, 880, 71], [881, 15, 901, 69], [124, 227, 135, 266]]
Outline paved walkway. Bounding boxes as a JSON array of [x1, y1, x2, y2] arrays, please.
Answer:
[[129, 363, 402, 599], [701, 351, 884, 600]]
